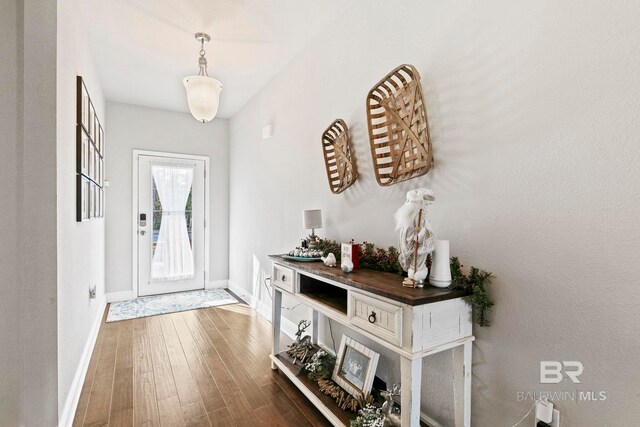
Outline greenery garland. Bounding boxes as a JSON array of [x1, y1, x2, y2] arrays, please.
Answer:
[[314, 238, 494, 327]]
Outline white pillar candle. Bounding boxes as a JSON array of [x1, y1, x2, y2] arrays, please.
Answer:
[[429, 240, 452, 288]]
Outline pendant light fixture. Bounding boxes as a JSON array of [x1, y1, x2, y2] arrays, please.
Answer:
[[183, 32, 223, 123]]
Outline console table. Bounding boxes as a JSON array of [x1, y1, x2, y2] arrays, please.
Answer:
[[269, 255, 474, 427]]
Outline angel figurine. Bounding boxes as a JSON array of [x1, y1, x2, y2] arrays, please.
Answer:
[[394, 188, 435, 288]]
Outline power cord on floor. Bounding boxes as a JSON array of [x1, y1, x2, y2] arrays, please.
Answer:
[[263, 276, 301, 311]]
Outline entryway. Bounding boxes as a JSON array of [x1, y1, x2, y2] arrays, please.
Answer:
[[134, 151, 209, 297]]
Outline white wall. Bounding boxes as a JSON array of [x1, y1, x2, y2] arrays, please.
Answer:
[[105, 102, 229, 296], [0, 1, 59, 425], [0, 2, 24, 425], [229, 0, 640, 425], [56, 0, 108, 423]]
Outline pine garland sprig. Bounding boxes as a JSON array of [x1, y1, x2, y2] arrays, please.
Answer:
[[449, 257, 494, 327]]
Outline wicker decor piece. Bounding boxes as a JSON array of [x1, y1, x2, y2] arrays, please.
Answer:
[[321, 119, 357, 194], [366, 64, 433, 186]]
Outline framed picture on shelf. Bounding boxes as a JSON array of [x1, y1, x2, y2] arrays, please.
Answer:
[[332, 336, 379, 400]]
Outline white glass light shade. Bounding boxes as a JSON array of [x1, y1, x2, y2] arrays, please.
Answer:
[[303, 209, 322, 230], [183, 76, 223, 123]]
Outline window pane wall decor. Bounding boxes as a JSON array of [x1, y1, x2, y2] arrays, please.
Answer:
[[76, 76, 105, 221]]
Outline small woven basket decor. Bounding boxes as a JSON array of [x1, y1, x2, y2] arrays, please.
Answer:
[[366, 64, 433, 186], [321, 119, 358, 194]]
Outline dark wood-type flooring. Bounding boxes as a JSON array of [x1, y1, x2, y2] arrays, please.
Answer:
[[72, 299, 330, 427]]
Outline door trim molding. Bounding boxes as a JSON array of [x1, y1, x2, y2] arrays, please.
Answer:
[[132, 149, 210, 298]]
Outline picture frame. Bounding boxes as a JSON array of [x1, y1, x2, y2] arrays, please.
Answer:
[[332, 335, 379, 399], [99, 125, 104, 154], [88, 143, 95, 181], [93, 112, 99, 143], [76, 76, 105, 222], [77, 126, 90, 176], [76, 175, 91, 221], [77, 77, 91, 132], [88, 103, 95, 141]]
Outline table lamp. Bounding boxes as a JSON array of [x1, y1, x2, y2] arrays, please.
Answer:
[[303, 209, 322, 248]]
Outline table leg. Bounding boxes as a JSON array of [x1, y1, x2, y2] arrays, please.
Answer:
[[271, 288, 282, 370], [453, 341, 472, 427], [311, 309, 318, 345], [400, 356, 422, 426]]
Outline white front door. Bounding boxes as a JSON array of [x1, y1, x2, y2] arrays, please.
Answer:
[[137, 154, 206, 296]]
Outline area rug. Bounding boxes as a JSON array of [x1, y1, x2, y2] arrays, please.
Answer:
[[106, 288, 238, 322]]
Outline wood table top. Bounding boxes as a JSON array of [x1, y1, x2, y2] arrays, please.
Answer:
[[269, 255, 468, 306]]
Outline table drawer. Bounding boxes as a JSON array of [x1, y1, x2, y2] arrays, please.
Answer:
[[349, 291, 403, 346], [272, 263, 296, 293]]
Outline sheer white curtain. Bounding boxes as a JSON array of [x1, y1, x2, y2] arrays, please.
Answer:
[[151, 163, 195, 281]]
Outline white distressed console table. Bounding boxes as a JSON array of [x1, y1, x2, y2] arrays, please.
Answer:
[[269, 255, 474, 427]]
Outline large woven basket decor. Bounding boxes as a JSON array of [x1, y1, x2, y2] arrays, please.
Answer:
[[321, 119, 358, 194], [366, 64, 433, 186]]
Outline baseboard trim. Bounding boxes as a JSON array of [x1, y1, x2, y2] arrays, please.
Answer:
[[58, 297, 106, 427], [227, 280, 297, 340], [105, 290, 135, 303], [207, 279, 228, 289]]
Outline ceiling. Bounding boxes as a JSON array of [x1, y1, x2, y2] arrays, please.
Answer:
[[81, 0, 355, 118]]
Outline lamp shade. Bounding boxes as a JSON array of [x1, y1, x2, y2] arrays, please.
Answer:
[[303, 209, 322, 230], [183, 76, 223, 123]]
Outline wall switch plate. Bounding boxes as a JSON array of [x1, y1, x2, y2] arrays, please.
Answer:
[[89, 285, 97, 299]]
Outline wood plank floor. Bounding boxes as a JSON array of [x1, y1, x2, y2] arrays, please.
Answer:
[[73, 300, 330, 427]]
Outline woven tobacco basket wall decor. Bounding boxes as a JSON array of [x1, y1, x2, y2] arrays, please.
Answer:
[[321, 119, 358, 194], [366, 64, 433, 186]]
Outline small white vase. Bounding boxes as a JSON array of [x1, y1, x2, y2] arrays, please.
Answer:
[[429, 240, 452, 288]]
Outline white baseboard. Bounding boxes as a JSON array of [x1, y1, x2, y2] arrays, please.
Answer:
[[105, 290, 135, 303], [207, 279, 228, 289], [227, 279, 297, 340], [58, 297, 106, 427]]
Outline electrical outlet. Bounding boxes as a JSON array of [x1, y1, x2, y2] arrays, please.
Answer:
[[535, 407, 560, 427], [89, 285, 97, 299]]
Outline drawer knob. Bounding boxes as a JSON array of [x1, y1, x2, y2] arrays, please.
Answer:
[[282, 274, 287, 282], [368, 311, 377, 324]]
